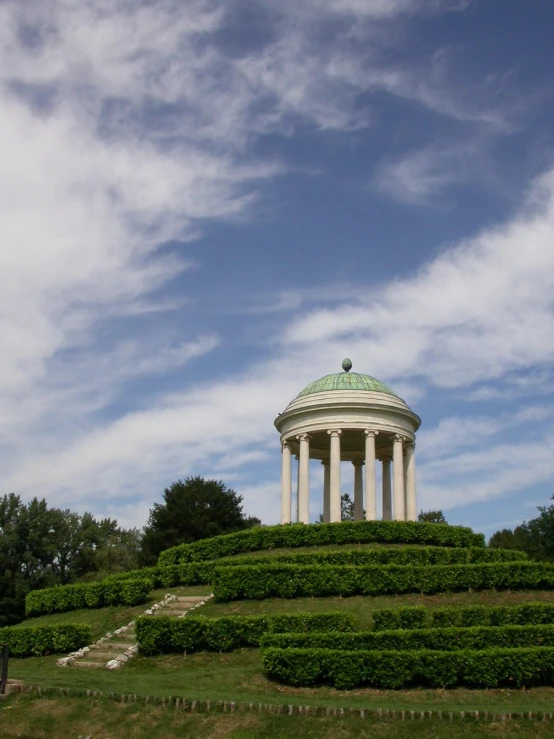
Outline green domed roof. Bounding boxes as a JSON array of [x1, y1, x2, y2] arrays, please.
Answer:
[[297, 359, 398, 398]]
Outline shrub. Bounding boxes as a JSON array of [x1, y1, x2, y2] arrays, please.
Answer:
[[135, 612, 356, 655], [430, 606, 459, 628], [261, 624, 554, 652], [262, 646, 554, 690], [25, 577, 152, 617], [95, 546, 526, 593], [429, 602, 554, 629], [212, 562, 554, 601], [372, 606, 426, 631], [158, 520, 485, 566], [0, 623, 92, 657]]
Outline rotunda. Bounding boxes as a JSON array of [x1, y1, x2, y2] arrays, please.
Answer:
[[274, 359, 421, 524]]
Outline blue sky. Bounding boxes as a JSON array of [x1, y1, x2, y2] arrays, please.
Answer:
[[1, 0, 554, 539]]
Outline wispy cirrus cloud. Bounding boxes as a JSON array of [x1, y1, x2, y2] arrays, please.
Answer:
[[281, 170, 554, 390], [0, 0, 547, 529], [373, 141, 480, 204]]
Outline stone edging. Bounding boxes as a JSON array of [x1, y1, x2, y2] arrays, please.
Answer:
[[20, 685, 554, 722], [57, 593, 214, 670]]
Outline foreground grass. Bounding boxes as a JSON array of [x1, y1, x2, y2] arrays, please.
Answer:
[[197, 590, 554, 628], [10, 649, 554, 713], [13, 586, 213, 640], [1, 696, 553, 739]]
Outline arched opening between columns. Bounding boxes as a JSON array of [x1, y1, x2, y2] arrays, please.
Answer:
[[280, 429, 417, 524]]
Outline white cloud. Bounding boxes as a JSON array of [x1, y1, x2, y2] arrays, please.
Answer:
[[418, 436, 554, 512], [281, 170, 554, 390], [374, 142, 483, 205], [417, 406, 554, 458], [0, 0, 547, 528]]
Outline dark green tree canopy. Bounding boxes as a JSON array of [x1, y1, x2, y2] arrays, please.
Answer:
[[417, 509, 448, 524], [489, 498, 554, 561], [140, 476, 260, 564], [0, 493, 138, 625]]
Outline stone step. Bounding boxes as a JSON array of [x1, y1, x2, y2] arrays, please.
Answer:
[[115, 633, 136, 640], [72, 661, 107, 669], [175, 596, 206, 602], [84, 651, 130, 660], [96, 641, 135, 651], [160, 608, 190, 614]]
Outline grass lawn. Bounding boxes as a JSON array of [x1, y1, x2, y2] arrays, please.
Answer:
[[13, 586, 213, 640], [196, 590, 554, 628], [2, 695, 554, 739], [10, 648, 554, 714], [10, 587, 554, 713]]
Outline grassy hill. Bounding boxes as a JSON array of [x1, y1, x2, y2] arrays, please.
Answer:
[[6, 521, 554, 737]]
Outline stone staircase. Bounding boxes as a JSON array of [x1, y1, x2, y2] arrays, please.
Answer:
[[145, 595, 207, 619], [58, 594, 212, 670], [73, 626, 138, 670]]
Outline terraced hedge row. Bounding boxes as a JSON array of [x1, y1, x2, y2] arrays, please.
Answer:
[[261, 624, 554, 652], [158, 521, 485, 566], [102, 546, 526, 591], [213, 562, 554, 601], [135, 602, 554, 656], [135, 612, 356, 654], [262, 645, 554, 689], [373, 602, 554, 630], [0, 623, 92, 657], [25, 577, 152, 617]]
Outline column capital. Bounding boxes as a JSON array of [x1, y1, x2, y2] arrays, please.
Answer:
[[364, 429, 379, 438], [352, 460, 365, 467], [296, 433, 312, 442], [380, 455, 392, 463], [393, 434, 406, 444], [281, 439, 291, 452], [327, 428, 342, 437], [321, 459, 330, 466]]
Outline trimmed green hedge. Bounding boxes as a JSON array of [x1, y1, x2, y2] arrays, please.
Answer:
[[373, 606, 426, 630], [25, 576, 153, 617], [261, 624, 554, 652], [158, 521, 485, 566], [136, 612, 356, 654], [373, 602, 554, 630], [99, 546, 526, 591], [0, 623, 92, 657], [213, 562, 554, 601], [262, 645, 554, 689]]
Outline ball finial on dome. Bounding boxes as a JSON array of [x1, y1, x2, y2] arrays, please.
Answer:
[[342, 357, 353, 372]]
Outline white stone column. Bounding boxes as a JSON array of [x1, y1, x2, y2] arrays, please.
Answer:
[[297, 433, 311, 524], [295, 455, 300, 522], [364, 430, 378, 521], [382, 457, 392, 520], [405, 442, 417, 522], [322, 460, 330, 523], [353, 461, 364, 521], [280, 440, 292, 524], [393, 434, 405, 521], [328, 429, 342, 523]]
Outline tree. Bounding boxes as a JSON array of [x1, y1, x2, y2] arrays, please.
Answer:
[[140, 477, 261, 564], [317, 493, 360, 522], [417, 509, 447, 524], [488, 527, 530, 552], [0, 493, 141, 624], [489, 499, 554, 561], [341, 493, 355, 521]]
